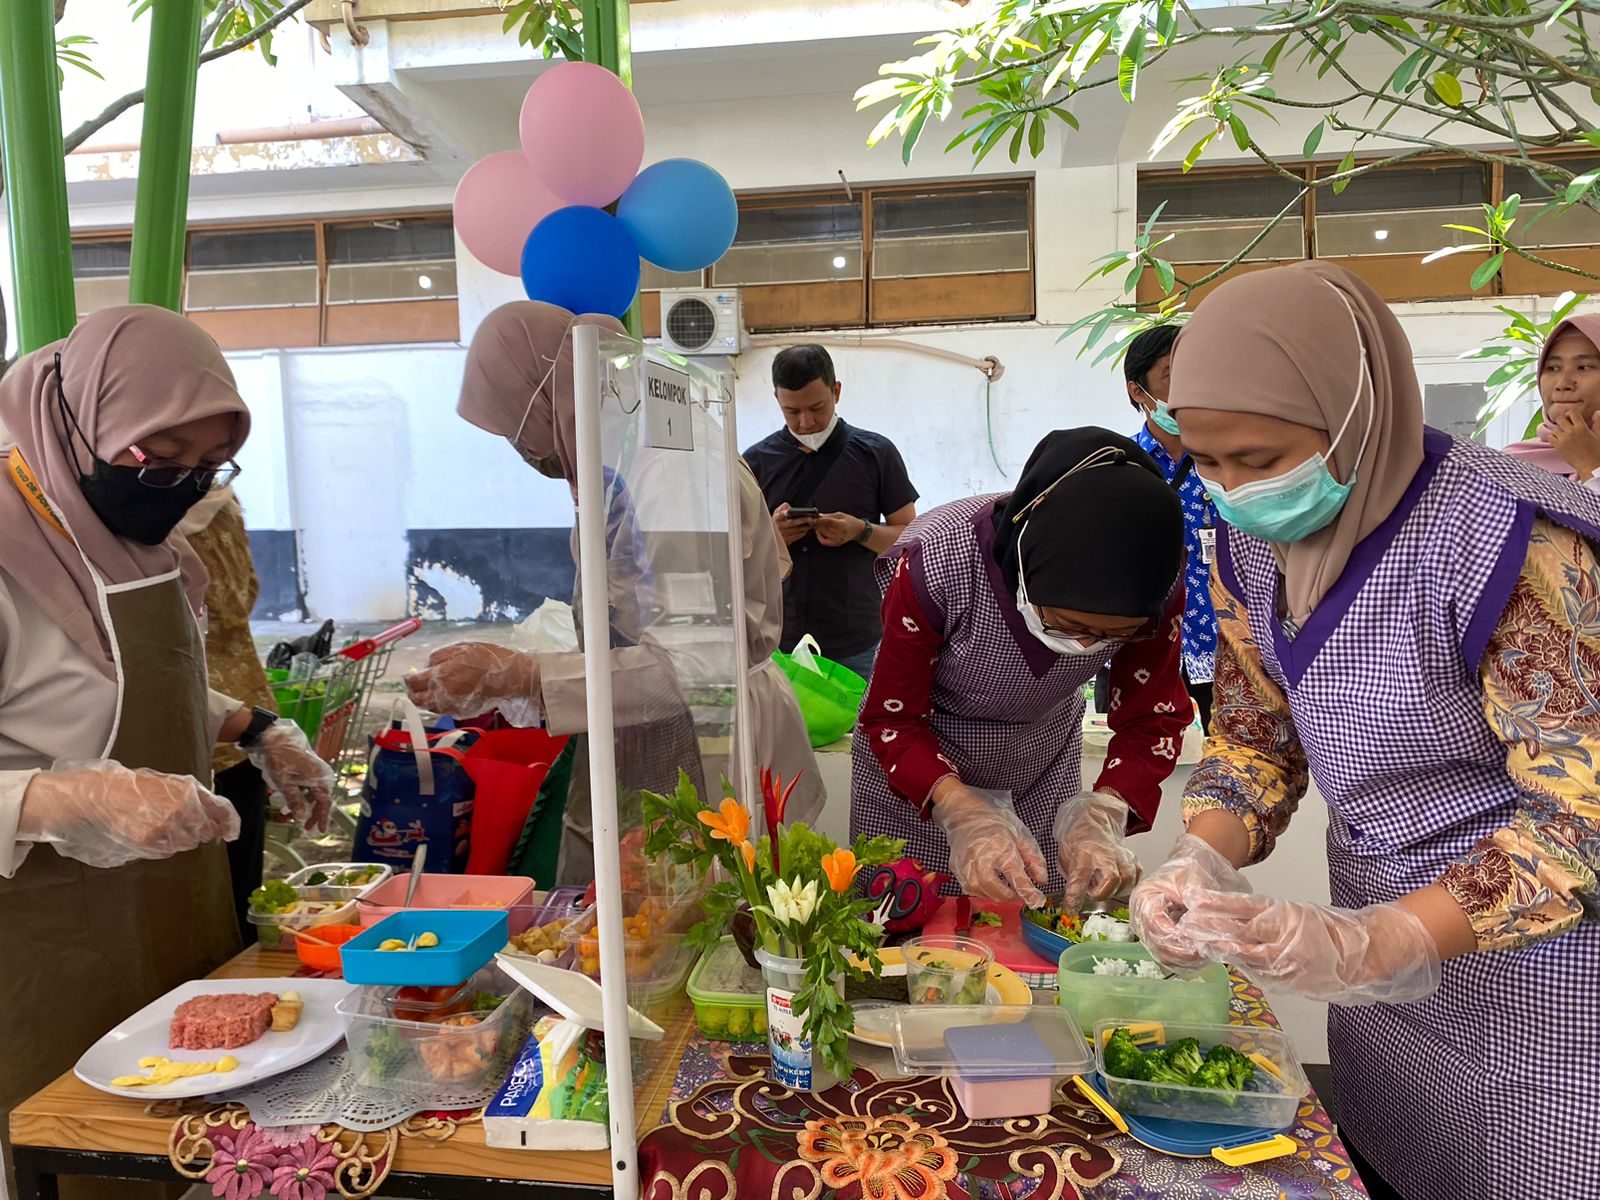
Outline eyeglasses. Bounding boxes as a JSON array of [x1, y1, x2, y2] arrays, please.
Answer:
[[127, 445, 241, 492], [1010, 445, 1128, 525]]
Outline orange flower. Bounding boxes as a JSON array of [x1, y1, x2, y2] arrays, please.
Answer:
[[820, 848, 857, 894], [696, 796, 750, 846], [740, 840, 757, 873], [796, 1115, 956, 1200]]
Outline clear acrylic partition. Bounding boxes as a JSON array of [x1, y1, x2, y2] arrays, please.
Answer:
[[591, 335, 742, 1111]]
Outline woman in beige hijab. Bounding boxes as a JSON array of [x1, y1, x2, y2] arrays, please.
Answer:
[[1127, 261, 1600, 1200], [405, 301, 821, 883], [0, 306, 334, 1198]]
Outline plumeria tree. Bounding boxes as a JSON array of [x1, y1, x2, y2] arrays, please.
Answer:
[[856, 0, 1600, 427]]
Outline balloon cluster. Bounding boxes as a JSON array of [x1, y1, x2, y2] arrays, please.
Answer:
[[452, 62, 738, 318]]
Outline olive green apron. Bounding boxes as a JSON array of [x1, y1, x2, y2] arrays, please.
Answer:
[[1, 572, 241, 1200]]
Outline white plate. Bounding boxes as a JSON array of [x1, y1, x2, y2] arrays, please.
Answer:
[[75, 977, 354, 1099]]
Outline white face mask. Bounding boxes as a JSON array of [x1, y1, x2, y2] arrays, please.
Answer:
[[794, 413, 839, 452], [1015, 551, 1112, 658]]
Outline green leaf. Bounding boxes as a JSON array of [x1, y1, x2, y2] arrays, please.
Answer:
[[1142, 199, 1169, 241], [1261, 34, 1289, 73], [1154, 258, 1176, 294], [1547, 0, 1581, 25], [1501, 194, 1522, 222], [1303, 121, 1325, 158], [1389, 47, 1428, 94], [1422, 242, 1488, 264], [1028, 113, 1046, 158], [1123, 259, 1144, 295], [1563, 170, 1600, 205], [1117, 47, 1142, 102], [1182, 128, 1216, 173], [1469, 253, 1505, 292], [1331, 150, 1356, 195], [1007, 122, 1026, 164], [901, 107, 930, 165], [1228, 115, 1250, 152], [1431, 71, 1464, 108]]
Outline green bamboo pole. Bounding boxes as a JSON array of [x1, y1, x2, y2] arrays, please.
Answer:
[[128, 0, 203, 310], [0, 0, 78, 351]]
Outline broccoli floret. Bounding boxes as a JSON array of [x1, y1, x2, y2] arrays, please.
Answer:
[[1189, 1059, 1241, 1102], [1165, 1038, 1205, 1079], [1203, 1044, 1257, 1091], [1104, 1028, 1151, 1081], [1145, 1054, 1193, 1086]]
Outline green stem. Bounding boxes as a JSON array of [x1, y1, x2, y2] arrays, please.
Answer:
[[129, 0, 203, 310]]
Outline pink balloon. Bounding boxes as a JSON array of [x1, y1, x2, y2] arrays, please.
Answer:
[[519, 62, 645, 208], [453, 152, 562, 276]]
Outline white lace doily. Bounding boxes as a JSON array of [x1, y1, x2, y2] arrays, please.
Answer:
[[212, 1051, 501, 1132]]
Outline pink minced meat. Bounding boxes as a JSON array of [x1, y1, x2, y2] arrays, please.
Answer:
[[169, 993, 278, 1050]]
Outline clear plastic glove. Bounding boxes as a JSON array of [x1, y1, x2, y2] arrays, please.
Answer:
[[404, 642, 541, 725], [18, 760, 240, 870], [931, 783, 1048, 907], [1052, 789, 1140, 913], [1177, 893, 1443, 1006], [242, 720, 335, 836], [1129, 833, 1251, 971]]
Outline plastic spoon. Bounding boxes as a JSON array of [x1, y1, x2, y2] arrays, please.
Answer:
[[404, 844, 427, 907]]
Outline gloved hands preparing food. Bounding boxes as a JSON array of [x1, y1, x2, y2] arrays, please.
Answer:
[[930, 780, 1048, 907], [1052, 788, 1141, 912]]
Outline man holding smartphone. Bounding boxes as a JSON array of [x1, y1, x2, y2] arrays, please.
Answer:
[[744, 345, 918, 680]]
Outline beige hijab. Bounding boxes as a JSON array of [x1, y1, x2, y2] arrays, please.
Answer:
[[0, 306, 250, 677], [457, 301, 627, 481], [1168, 261, 1424, 624]]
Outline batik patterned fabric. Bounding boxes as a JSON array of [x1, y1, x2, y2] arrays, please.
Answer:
[[1187, 427, 1600, 1200], [1134, 426, 1218, 683]]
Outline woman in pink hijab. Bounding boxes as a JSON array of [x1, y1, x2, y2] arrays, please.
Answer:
[[1501, 313, 1600, 486], [0, 306, 334, 1200]]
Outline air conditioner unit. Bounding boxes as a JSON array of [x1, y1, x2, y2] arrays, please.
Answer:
[[659, 288, 744, 357]]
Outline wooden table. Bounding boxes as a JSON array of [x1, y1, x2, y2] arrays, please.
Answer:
[[9, 945, 692, 1199]]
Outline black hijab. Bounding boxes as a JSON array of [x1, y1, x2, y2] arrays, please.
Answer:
[[991, 427, 1184, 622]]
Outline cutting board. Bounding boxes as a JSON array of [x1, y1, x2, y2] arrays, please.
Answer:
[[922, 898, 1058, 987]]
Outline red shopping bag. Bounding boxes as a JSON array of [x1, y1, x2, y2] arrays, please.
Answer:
[[461, 728, 569, 876]]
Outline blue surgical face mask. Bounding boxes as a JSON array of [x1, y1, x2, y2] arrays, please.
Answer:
[[1198, 297, 1374, 544], [1137, 386, 1182, 437]]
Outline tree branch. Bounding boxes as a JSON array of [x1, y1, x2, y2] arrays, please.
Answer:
[[62, 0, 316, 154], [199, 0, 241, 47]]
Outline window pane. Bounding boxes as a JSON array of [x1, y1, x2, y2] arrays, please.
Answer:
[[326, 217, 457, 304], [1315, 164, 1488, 257], [1139, 173, 1305, 265], [1424, 382, 1486, 444], [641, 262, 703, 291], [1316, 164, 1486, 213], [1504, 161, 1600, 249], [72, 239, 131, 316], [712, 199, 863, 286], [185, 227, 318, 311], [871, 186, 1030, 279]]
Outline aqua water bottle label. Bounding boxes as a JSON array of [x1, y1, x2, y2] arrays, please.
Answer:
[[765, 986, 813, 1091]]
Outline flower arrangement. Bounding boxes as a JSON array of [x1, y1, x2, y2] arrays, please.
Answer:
[[642, 768, 903, 1078]]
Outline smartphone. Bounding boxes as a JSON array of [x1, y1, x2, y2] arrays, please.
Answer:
[[786, 507, 821, 519]]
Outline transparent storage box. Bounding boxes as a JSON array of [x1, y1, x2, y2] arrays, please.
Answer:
[[1092, 1019, 1309, 1131], [502, 892, 588, 967], [283, 862, 393, 904], [1057, 942, 1231, 1034], [685, 937, 767, 1043], [338, 964, 535, 1095], [893, 1005, 1093, 1079], [248, 895, 359, 949]]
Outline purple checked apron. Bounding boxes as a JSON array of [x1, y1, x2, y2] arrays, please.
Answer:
[[850, 496, 1121, 898], [1218, 428, 1600, 1199]]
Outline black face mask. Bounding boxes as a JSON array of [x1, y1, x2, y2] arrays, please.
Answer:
[[78, 460, 207, 545]]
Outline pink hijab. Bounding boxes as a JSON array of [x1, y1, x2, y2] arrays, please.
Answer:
[[0, 306, 250, 678], [1501, 313, 1600, 479], [457, 301, 626, 482]]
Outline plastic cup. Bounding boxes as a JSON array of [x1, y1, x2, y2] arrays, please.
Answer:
[[903, 935, 993, 1005]]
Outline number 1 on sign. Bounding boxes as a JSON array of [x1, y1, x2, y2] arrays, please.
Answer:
[[644, 360, 694, 451]]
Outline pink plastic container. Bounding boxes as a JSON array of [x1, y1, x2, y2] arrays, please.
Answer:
[[356, 874, 535, 934], [952, 1073, 1056, 1119]]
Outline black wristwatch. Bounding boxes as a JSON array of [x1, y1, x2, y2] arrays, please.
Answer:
[[237, 706, 279, 748], [855, 518, 874, 545]]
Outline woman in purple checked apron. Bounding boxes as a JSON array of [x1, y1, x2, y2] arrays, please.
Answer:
[[1130, 260, 1600, 1200]]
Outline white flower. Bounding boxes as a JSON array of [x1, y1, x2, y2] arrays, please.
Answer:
[[883, 698, 904, 713], [767, 877, 820, 926]]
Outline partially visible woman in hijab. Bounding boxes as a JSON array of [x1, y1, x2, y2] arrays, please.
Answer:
[[1501, 312, 1600, 487], [1130, 261, 1600, 1200], [405, 301, 821, 881], [0, 306, 333, 1199], [851, 427, 1189, 909]]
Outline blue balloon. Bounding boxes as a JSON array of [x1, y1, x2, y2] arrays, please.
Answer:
[[520, 206, 641, 318], [617, 158, 738, 273]]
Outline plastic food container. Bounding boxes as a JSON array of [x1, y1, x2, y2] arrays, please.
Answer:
[[1092, 1020, 1310, 1131], [339, 965, 533, 1094], [1057, 943, 1231, 1034], [686, 937, 767, 1043], [893, 1006, 1093, 1119], [291, 923, 364, 974], [284, 862, 393, 903], [903, 935, 993, 1005], [357, 874, 536, 933], [341, 909, 510, 987], [249, 895, 359, 950]]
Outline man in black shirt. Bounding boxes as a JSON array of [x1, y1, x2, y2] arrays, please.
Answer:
[[743, 345, 918, 680]]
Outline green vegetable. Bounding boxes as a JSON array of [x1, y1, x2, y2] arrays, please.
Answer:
[[972, 911, 1002, 928], [304, 870, 329, 887], [364, 1024, 415, 1082], [1145, 1053, 1193, 1086], [248, 879, 300, 914], [1103, 1027, 1258, 1095], [1164, 1038, 1204, 1078], [1103, 1028, 1151, 1081], [468, 992, 506, 1014]]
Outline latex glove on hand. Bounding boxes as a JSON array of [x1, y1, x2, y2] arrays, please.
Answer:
[[1052, 789, 1140, 913], [1129, 833, 1251, 972], [1178, 893, 1443, 1006], [931, 781, 1048, 907], [18, 761, 240, 870], [404, 642, 541, 725], [242, 720, 335, 835]]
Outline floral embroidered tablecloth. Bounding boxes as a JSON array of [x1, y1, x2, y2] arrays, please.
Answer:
[[639, 976, 1367, 1200]]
